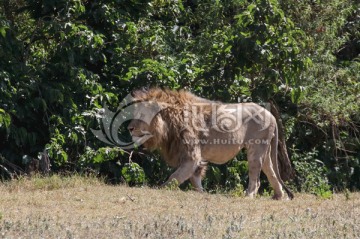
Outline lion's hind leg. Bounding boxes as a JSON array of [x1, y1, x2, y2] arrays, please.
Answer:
[[245, 150, 263, 198], [262, 149, 284, 200], [246, 144, 271, 198]]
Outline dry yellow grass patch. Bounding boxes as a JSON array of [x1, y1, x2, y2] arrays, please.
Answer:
[[0, 176, 359, 238]]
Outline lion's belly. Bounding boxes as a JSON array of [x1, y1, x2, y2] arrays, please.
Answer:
[[199, 127, 247, 164], [201, 143, 244, 164]]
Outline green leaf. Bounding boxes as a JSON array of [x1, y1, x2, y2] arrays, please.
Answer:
[[0, 27, 7, 38], [290, 87, 304, 104], [121, 163, 145, 186], [0, 109, 11, 130]]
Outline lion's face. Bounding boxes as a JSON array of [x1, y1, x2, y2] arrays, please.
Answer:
[[127, 101, 163, 150]]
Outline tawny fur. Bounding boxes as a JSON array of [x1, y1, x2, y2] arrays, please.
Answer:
[[129, 88, 294, 199]]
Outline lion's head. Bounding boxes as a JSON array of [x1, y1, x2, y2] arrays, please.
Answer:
[[127, 88, 202, 164], [127, 101, 166, 150]]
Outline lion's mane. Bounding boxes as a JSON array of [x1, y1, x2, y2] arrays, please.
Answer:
[[132, 88, 210, 170]]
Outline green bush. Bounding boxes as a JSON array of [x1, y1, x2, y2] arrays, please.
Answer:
[[0, 0, 359, 193], [291, 148, 332, 198], [121, 162, 145, 186]]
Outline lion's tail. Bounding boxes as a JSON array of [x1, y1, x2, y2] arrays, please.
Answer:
[[271, 124, 294, 200]]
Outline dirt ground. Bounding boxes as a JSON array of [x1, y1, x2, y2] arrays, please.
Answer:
[[0, 176, 359, 238]]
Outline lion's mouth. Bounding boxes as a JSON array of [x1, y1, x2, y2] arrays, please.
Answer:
[[131, 130, 153, 145], [130, 130, 152, 138]]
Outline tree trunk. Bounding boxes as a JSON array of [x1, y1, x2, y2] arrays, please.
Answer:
[[270, 101, 295, 181]]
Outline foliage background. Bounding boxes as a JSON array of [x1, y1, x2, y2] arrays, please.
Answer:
[[0, 0, 359, 194]]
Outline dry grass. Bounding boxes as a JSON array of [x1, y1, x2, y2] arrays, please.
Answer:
[[0, 175, 359, 238]]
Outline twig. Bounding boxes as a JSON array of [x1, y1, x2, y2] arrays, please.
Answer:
[[0, 164, 14, 180], [126, 194, 135, 202], [128, 151, 134, 164]]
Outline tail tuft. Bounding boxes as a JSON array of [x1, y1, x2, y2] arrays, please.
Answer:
[[283, 185, 294, 200]]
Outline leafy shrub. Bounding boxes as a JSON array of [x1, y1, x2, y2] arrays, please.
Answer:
[[203, 153, 248, 193], [291, 148, 332, 198], [121, 162, 145, 186], [0, 0, 359, 194]]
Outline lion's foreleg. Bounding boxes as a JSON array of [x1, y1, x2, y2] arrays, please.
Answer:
[[189, 161, 207, 192], [163, 160, 199, 187], [190, 175, 202, 192]]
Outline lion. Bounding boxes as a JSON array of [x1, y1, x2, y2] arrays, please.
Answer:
[[127, 88, 294, 200]]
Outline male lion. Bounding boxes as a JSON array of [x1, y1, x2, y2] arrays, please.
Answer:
[[128, 88, 294, 200]]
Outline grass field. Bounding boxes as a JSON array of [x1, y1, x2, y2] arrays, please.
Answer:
[[0, 175, 359, 238]]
